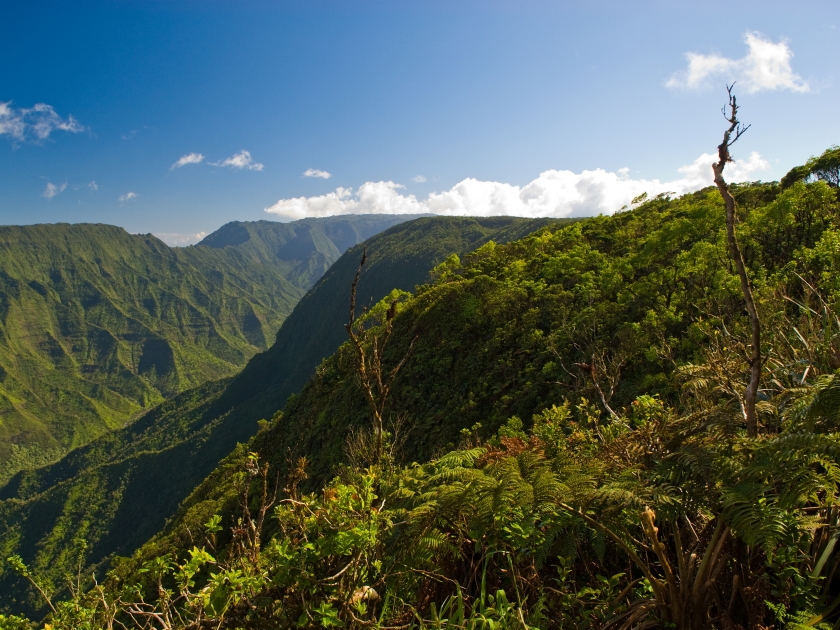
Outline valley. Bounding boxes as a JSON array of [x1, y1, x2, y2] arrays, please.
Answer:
[[0, 215, 560, 616]]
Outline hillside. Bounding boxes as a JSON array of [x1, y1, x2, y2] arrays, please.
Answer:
[[0, 224, 301, 482], [210, 216, 563, 424], [70, 177, 840, 628], [144, 184, 768, 507], [0, 215, 418, 484], [0, 216, 560, 616]]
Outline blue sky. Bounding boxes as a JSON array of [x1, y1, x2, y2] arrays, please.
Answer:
[[1, 1, 837, 245]]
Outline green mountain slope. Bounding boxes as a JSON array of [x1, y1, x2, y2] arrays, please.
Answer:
[[36, 179, 837, 628], [0, 216, 559, 615], [0, 215, 420, 484], [213, 216, 563, 424], [0, 223, 302, 482]]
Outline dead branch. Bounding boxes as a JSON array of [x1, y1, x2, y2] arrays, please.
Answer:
[[575, 354, 622, 422], [711, 84, 760, 437], [345, 248, 417, 467]]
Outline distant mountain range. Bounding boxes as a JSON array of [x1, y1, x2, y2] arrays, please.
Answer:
[[0, 215, 420, 483], [197, 215, 426, 289]]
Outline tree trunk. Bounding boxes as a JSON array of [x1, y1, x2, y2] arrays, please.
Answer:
[[712, 86, 760, 438], [712, 164, 760, 437]]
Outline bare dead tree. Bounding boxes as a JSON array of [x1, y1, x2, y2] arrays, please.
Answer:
[[549, 317, 629, 428], [711, 84, 760, 437], [573, 354, 621, 422], [234, 454, 279, 565], [345, 247, 417, 467], [345, 412, 412, 472]]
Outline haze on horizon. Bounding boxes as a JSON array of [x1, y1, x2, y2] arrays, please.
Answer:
[[1, 0, 837, 245]]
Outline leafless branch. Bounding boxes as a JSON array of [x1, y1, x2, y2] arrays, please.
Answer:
[[711, 85, 760, 437], [345, 248, 417, 468]]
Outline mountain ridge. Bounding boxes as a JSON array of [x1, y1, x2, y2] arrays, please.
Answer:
[[196, 215, 429, 289]]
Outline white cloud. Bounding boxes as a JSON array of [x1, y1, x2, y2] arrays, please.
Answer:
[[154, 231, 207, 246], [171, 152, 205, 169], [0, 103, 24, 139], [120, 126, 151, 140], [264, 151, 770, 221], [667, 32, 809, 93], [42, 181, 67, 200], [303, 168, 331, 179], [210, 150, 264, 171], [673, 151, 769, 189], [412, 175, 427, 183], [118, 192, 138, 202], [0, 101, 86, 142], [73, 180, 99, 192]]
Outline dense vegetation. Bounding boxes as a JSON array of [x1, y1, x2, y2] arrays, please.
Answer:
[[0, 216, 558, 618], [0, 215, 416, 483], [4, 146, 840, 628]]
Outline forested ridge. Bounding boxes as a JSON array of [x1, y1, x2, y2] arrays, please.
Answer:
[[196, 215, 428, 291], [4, 146, 840, 628]]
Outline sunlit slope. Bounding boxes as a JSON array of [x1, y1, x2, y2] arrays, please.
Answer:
[[0, 223, 303, 481], [0, 215, 423, 483], [0, 216, 559, 615]]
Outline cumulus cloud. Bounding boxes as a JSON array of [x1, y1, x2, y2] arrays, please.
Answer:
[[303, 168, 331, 179], [171, 152, 205, 169], [42, 181, 67, 200], [88, 181, 98, 190], [210, 150, 264, 171], [0, 101, 86, 142], [667, 32, 809, 93], [118, 192, 138, 202], [412, 175, 427, 183], [264, 152, 770, 221], [154, 231, 207, 246]]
